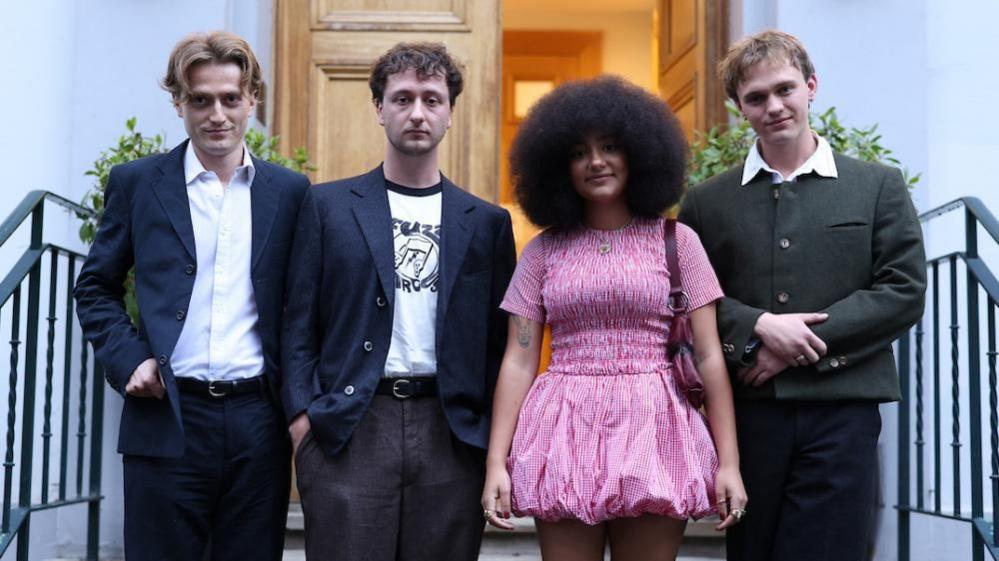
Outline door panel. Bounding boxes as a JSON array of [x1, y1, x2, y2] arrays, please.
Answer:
[[276, 0, 500, 200], [658, 0, 726, 141]]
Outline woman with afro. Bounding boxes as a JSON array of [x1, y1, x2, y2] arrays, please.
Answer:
[[481, 76, 747, 560]]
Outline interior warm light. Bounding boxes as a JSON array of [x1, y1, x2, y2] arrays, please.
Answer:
[[514, 80, 555, 118]]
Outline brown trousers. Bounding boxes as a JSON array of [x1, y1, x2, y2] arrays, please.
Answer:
[[295, 394, 486, 561]]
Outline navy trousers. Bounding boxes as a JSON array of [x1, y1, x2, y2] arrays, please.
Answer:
[[122, 390, 291, 561], [726, 399, 881, 561]]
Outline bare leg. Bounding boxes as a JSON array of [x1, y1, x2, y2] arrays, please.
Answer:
[[607, 515, 686, 561], [536, 518, 606, 561]]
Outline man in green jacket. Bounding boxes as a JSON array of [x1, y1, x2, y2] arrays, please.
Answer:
[[678, 30, 925, 561]]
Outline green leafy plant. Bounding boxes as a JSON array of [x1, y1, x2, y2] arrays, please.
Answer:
[[688, 101, 920, 188], [79, 117, 314, 322]]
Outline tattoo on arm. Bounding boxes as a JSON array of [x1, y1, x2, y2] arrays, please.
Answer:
[[513, 316, 533, 348]]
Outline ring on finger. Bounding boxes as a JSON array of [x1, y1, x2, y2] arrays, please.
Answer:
[[795, 354, 807, 363], [483, 509, 494, 520], [731, 508, 747, 521]]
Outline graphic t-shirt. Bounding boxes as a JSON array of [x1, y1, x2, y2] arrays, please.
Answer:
[[384, 179, 442, 377]]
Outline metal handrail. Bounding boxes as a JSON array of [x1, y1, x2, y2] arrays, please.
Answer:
[[919, 197, 999, 248], [899, 197, 999, 560], [0, 190, 94, 250], [0, 191, 103, 560]]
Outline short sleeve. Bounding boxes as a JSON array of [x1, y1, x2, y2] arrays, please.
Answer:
[[500, 233, 547, 324], [675, 222, 724, 311]]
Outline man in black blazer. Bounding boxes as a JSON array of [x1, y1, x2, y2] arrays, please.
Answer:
[[282, 42, 516, 561], [678, 31, 925, 561], [74, 32, 309, 561]]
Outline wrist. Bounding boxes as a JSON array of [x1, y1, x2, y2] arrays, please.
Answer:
[[753, 313, 773, 338], [486, 454, 508, 468]]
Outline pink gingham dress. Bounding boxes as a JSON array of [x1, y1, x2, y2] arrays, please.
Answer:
[[500, 217, 723, 525]]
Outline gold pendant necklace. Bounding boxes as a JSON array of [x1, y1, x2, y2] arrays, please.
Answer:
[[589, 219, 633, 256]]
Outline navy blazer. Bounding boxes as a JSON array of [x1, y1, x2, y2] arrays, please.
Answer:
[[74, 140, 310, 458], [281, 166, 516, 457]]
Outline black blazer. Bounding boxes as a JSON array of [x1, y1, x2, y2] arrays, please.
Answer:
[[678, 153, 926, 402], [74, 140, 310, 457], [281, 166, 516, 457]]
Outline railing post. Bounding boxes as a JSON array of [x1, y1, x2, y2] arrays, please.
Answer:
[[16, 205, 44, 561], [41, 250, 58, 504], [2, 289, 20, 535], [59, 254, 75, 502], [967, 209, 985, 561], [950, 255, 962, 517], [898, 329, 912, 561], [87, 361, 104, 561]]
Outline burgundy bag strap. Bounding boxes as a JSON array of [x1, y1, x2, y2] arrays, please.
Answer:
[[664, 219, 686, 307]]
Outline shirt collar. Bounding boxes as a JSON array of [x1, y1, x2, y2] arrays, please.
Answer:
[[183, 140, 255, 186], [741, 132, 838, 186]]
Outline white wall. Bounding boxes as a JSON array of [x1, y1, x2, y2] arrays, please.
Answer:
[[0, 1, 275, 558], [503, 10, 656, 92]]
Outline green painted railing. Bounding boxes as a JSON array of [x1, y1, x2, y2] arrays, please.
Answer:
[[898, 197, 999, 561], [0, 191, 103, 559]]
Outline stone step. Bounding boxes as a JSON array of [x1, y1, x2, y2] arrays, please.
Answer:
[[284, 509, 724, 560]]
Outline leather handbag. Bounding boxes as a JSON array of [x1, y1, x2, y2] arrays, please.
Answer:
[[664, 219, 705, 408]]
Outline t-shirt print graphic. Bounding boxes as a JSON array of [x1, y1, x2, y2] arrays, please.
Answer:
[[393, 219, 441, 293]]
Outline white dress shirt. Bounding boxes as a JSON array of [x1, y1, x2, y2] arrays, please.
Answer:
[[741, 132, 839, 185], [170, 141, 264, 381]]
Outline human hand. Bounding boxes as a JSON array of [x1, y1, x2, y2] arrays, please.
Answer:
[[125, 358, 165, 399], [289, 413, 311, 456], [714, 466, 748, 531], [753, 312, 828, 366], [481, 458, 514, 530], [737, 346, 788, 387]]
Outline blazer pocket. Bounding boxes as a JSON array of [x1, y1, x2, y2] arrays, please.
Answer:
[[825, 220, 869, 231]]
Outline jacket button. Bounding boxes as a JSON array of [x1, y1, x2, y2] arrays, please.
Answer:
[[376, 296, 387, 308], [185, 264, 195, 275], [838, 356, 848, 366], [344, 385, 355, 396], [158, 355, 168, 365], [176, 310, 185, 321], [779, 238, 791, 249], [829, 358, 841, 368], [363, 341, 373, 352], [722, 343, 735, 354], [776, 291, 790, 304]]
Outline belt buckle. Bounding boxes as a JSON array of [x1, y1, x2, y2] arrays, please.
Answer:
[[391, 378, 412, 399], [207, 380, 227, 398]]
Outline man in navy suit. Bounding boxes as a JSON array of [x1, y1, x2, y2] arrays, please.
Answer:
[[282, 42, 516, 561], [74, 31, 309, 561]]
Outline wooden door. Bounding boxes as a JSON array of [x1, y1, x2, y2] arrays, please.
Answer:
[[274, 0, 502, 201], [657, 0, 727, 140]]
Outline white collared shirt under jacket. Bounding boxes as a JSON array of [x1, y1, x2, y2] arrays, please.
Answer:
[[170, 141, 264, 381], [741, 133, 839, 185]]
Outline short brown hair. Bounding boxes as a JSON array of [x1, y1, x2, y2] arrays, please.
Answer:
[[718, 30, 815, 101], [162, 31, 263, 103], [369, 42, 464, 106]]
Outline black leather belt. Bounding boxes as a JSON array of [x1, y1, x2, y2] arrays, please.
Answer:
[[175, 375, 266, 398], [375, 377, 437, 399]]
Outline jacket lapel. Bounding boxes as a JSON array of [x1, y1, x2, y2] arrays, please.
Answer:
[[351, 167, 397, 306], [150, 141, 196, 261], [436, 177, 477, 332], [249, 158, 279, 272]]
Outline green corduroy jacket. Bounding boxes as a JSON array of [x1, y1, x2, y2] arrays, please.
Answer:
[[678, 153, 926, 402]]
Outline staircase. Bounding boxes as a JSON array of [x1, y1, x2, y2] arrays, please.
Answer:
[[282, 505, 724, 560]]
